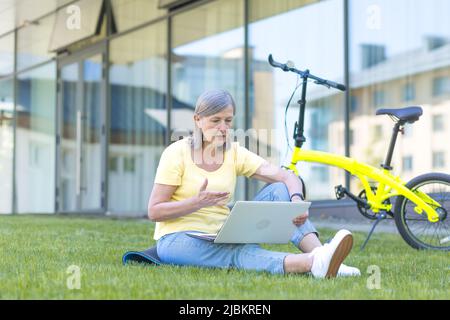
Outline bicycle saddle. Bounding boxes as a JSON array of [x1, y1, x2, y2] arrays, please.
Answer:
[[376, 106, 423, 123]]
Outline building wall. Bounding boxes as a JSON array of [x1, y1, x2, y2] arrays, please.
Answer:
[[0, 0, 449, 215]]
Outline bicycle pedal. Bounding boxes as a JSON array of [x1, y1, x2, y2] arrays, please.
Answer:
[[334, 185, 346, 200]]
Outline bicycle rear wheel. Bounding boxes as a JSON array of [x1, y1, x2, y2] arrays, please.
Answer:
[[394, 173, 450, 251]]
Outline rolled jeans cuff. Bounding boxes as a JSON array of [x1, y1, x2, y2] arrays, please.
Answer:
[[290, 219, 319, 248]]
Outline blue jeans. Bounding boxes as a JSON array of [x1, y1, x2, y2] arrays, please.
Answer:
[[156, 182, 319, 274]]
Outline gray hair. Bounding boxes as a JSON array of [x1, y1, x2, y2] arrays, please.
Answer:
[[190, 89, 235, 150]]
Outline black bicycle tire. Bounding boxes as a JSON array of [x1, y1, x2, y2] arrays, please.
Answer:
[[394, 172, 450, 251]]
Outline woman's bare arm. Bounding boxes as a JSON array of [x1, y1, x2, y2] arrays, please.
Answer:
[[147, 183, 200, 222], [250, 162, 304, 197]]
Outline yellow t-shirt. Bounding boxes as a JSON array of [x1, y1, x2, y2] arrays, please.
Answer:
[[152, 137, 266, 240]]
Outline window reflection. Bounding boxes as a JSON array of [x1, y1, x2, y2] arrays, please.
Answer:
[[432, 76, 450, 97], [17, 14, 55, 71], [0, 79, 13, 213], [0, 33, 14, 77], [249, 0, 345, 200], [82, 55, 103, 210], [111, 0, 166, 32], [350, 0, 450, 189], [3, 0, 449, 215], [109, 21, 167, 213], [171, 0, 246, 201], [16, 63, 56, 213], [432, 151, 445, 169], [403, 83, 415, 102]]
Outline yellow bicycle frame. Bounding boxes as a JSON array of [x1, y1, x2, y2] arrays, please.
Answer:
[[287, 147, 441, 223]]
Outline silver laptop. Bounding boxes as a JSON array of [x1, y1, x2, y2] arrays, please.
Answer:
[[186, 201, 311, 244]]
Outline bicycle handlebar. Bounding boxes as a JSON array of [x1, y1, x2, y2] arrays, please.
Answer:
[[268, 54, 346, 91]]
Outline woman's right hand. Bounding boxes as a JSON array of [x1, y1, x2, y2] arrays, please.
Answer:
[[195, 178, 230, 208]]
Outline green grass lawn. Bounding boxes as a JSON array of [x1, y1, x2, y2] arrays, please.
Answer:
[[0, 214, 448, 300]]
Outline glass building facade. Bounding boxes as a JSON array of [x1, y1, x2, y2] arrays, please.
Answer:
[[0, 0, 449, 215]]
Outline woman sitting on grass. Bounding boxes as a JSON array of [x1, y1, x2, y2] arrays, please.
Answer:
[[148, 89, 360, 278]]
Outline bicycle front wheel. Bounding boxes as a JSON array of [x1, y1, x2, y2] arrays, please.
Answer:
[[394, 173, 450, 251]]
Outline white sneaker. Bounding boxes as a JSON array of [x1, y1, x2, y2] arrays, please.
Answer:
[[337, 264, 361, 277], [309, 229, 353, 279]]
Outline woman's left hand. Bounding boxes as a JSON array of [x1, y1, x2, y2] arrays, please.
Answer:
[[291, 198, 308, 226]]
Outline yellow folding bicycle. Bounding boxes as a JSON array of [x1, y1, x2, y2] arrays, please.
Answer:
[[269, 54, 450, 251]]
